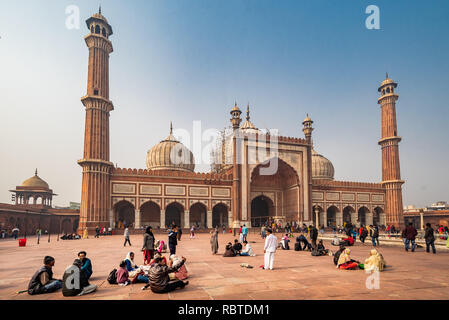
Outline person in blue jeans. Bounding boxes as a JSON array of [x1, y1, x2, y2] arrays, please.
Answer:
[[403, 223, 417, 252], [371, 226, 379, 247], [242, 225, 248, 242], [28, 256, 62, 295]]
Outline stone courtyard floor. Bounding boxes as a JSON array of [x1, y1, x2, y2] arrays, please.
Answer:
[[1, 233, 448, 300]]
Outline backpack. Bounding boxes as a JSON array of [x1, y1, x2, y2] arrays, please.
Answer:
[[107, 268, 118, 284]]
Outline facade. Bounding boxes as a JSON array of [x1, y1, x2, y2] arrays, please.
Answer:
[[0, 170, 79, 235], [77, 10, 405, 233]]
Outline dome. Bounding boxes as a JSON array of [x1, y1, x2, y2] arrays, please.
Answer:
[[146, 124, 195, 172], [311, 149, 334, 180], [21, 170, 50, 189]]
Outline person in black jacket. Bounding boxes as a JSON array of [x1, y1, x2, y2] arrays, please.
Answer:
[[168, 225, 178, 256], [143, 256, 188, 293], [28, 256, 62, 295], [424, 223, 436, 254], [142, 226, 155, 265], [309, 225, 318, 248], [62, 259, 97, 297], [233, 239, 243, 254], [404, 223, 417, 252], [296, 233, 311, 251]]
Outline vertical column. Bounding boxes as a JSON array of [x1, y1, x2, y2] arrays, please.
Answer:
[[135, 209, 141, 229], [379, 213, 386, 226], [109, 209, 114, 228], [323, 211, 328, 228], [420, 210, 424, 230], [207, 211, 213, 228], [336, 212, 343, 228], [184, 210, 190, 229], [314, 208, 319, 227], [160, 210, 165, 229], [366, 212, 373, 226]]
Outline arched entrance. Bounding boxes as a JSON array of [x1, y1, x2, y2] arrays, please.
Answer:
[[343, 206, 355, 225], [327, 206, 339, 227], [212, 203, 229, 228], [114, 200, 135, 229], [373, 207, 383, 226], [251, 195, 275, 227], [165, 202, 183, 228], [189, 203, 207, 228], [61, 219, 73, 234], [250, 157, 300, 224], [358, 206, 369, 226], [140, 201, 160, 227]]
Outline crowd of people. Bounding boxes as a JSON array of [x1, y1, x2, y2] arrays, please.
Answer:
[[22, 219, 448, 298]]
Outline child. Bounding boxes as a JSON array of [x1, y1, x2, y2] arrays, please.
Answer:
[[116, 260, 131, 286]]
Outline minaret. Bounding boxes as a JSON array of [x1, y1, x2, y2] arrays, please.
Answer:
[[77, 9, 114, 233], [302, 114, 314, 225], [377, 74, 405, 229], [230, 102, 242, 227]]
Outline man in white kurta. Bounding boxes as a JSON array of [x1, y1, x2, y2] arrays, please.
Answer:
[[264, 229, 278, 270]]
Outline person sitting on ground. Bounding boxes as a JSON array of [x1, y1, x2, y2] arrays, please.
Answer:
[[296, 233, 311, 251], [149, 252, 167, 266], [233, 239, 243, 254], [223, 242, 237, 257], [336, 248, 361, 270], [28, 256, 63, 295], [116, 260, 131, 286], [78, 251, 93, 280], [154, 239, 167, 254], [168, 255, 188, 281], [280, 234, 290, 250], [125, 252, 149, 284], [364, 249, 386, 272], [333, 245, 346, 266], [142, 256, 189, 293], [331, 235, 341, 246], [342, 236, 354, 246], [312, 240, 329, 256], [62, 259, 97, 297], [239, 241, 256, 256]]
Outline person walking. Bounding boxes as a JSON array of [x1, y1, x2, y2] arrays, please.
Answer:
[[404, 222, 417, 252], [371, 225, 380, 247], [94, 226, 100, 238], [424, 223, 436, 254], [263, 228, 278, 270], [242, 224, 248, 242], [36, 228, 42, 242], [168, 225, 178, 256], [210, 228, 219, 255], [309, 224, 318, 248], [142, 226, 155, 265], [359, 225, 368, 244], [238, 225, 243, 243], [189, 225, 195, 239], [123, 226, 131, 247]]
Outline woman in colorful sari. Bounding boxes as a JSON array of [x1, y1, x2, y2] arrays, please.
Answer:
[[336, 248, 360, 270], [364, 249, 386, 272]]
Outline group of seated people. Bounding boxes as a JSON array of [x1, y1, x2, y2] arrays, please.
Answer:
[[113, 251, 189, 294], [295, 233, 313, 251], [333, 245, 386, 271], [28, 251, 95, 297], [331, 235, 355, 247], [223, 239, 256, 257], [60, 233, 81, 240]]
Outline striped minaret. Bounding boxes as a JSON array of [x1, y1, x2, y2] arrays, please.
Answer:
[[378, 74, 405, 229], [77, 9, 114, 233]]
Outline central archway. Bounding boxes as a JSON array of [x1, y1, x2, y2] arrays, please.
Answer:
[[251, 195, 275, 227], [327, 206, 339, 227], [189, 202, 207, 228], [343, 206, 355, 224], [250, 157, 300, 224], [165, 202, 183, 228], [140, 201, 161, 227], [114, 200, 135, 229], [212, 203, 229, 228]]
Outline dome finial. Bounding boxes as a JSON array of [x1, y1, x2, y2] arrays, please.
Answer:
[[386, 72, 389, 79], [246, 103, 250, 121], [99, 4, 102, 14], [35, 168, 38, 176], [170, 121, 173, 135]]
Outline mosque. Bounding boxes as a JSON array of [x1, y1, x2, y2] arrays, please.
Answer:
[[75, 9, 405, 233]]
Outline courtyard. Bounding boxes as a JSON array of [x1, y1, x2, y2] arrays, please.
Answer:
[[1, 232, 448, 300]]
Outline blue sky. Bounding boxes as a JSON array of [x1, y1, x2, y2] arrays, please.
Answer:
[[0, 0, 448, 207]]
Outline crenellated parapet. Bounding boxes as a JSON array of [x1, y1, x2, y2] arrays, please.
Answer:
[[112, 167, 233, 182]]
